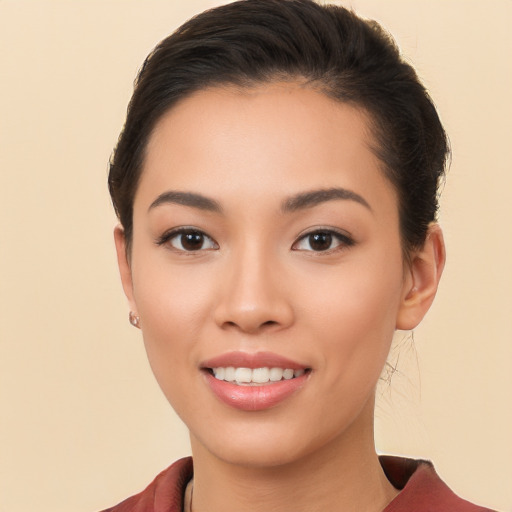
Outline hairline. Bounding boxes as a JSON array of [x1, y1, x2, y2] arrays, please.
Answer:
[[124, 76, 415, 262]]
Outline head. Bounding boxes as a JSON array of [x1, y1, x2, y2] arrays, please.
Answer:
[[109, 0, 448, 468], [109, 0, 449, 257]]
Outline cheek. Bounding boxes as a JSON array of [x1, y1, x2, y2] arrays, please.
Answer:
[[300, 254, 405, 374], [132, 248, 216, 331], [129, 253, 217, 400], [308, 261, 402, 328]]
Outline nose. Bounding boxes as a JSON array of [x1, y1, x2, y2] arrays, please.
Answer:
[[213, 246, 294, 334]]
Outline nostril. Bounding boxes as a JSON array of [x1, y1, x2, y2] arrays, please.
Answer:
[[222, 319, 279, 330]]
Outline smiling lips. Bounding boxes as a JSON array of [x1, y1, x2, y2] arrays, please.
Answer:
[[212, 366, 306, 385], [201, 352, 310, 411]]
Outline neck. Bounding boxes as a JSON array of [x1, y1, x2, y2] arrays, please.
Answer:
[[189, 401, 398, 512]]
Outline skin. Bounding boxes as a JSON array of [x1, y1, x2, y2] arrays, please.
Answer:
[[115, 83, 445, 512]]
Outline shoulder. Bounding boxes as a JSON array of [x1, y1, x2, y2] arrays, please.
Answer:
[[380, 456, 497, 512], [99, 457, 193, 512]]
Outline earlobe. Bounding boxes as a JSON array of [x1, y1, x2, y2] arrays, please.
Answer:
[[114, 225, 137, 312], [396, 223, 446, 330]]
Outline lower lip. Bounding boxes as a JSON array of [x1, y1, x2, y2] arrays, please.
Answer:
[[204, 371, 309, 411]]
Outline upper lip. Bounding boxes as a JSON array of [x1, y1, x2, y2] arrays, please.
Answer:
[[201, 351, 308, 370]]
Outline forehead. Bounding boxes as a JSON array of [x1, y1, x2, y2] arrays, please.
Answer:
[[137, 83, 396, 212]]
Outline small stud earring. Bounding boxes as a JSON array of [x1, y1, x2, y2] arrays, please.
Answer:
[[129, 311, 140, 329]]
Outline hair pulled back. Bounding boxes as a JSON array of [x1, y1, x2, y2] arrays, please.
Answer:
[[108, 0, 449, 253]]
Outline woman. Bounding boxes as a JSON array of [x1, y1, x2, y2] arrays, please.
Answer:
[[103, 0, 494, 510]]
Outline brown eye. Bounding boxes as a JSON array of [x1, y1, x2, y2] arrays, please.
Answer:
[[308, 232, 332, 251], [159, 229, 218, 252], [293, 229, 354, 253], [180, 231, 206, 251]]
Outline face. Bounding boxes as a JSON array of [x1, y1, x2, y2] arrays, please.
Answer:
[[116, 83, 433, 468]]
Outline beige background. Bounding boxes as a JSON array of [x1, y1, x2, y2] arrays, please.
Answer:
[[1, 1, 511, 511]]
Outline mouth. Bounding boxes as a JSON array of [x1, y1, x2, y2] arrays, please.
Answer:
[[200, 352, 311, 411], [206, 366, 308, 386]]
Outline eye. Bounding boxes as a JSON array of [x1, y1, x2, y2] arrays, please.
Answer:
[[292, 229, 354, 252], [157, 228, 218, 252]]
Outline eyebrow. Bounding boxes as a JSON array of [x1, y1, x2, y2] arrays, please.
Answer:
[[282, 187, 372, 213], [148, 187, 371, 215], [148, 191, 222, 213]]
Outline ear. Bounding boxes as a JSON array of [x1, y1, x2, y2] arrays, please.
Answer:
[[396, 223, 446, 330], [114, 225, 137, 313]]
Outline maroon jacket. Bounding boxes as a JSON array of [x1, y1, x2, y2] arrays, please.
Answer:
[[100, 456, 495, 512]]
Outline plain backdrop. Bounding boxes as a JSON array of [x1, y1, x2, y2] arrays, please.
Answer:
[[0, 1, 511, 511]]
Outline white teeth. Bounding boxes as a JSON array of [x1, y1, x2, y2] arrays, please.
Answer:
[[252, 367, 270, 383], [224, 366, 236, 382], [269, 367, 284, 381], [235, 367, 252, 383], [212, 366, 306, 384], [283, 369, 294, 380]]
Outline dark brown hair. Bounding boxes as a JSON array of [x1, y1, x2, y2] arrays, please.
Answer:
[[108, 0, 449, 253]]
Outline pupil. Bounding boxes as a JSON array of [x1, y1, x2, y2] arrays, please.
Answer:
[[310, 232, 332, 251], [181, 232, 203, 250]]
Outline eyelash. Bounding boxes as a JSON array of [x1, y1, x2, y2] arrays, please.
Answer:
[[155, 227, 218, 252], [155, 227, 354, 254], [292, 228, 355, 254]]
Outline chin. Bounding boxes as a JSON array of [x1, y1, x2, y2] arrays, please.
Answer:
[[189, 410, 360, 471], [203, 439, 313, 469]]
